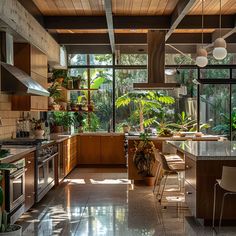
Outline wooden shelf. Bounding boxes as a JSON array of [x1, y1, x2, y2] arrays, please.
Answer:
[[60, 87, 98, 91]]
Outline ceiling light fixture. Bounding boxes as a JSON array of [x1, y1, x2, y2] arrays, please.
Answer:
[[196, 0, 208, 67], [213, 0, 227, 60]]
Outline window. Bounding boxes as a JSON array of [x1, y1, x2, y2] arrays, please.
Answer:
[[200, 84, 230, 138]]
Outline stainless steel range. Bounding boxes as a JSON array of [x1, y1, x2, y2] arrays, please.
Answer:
[[2, 138, 58, 214], [5, 158, 25, 224], [36, 142, 58, 202]]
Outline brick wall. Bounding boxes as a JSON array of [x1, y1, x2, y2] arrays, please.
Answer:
[[0, 93, 21, 139], [0, 93, 39, 139]]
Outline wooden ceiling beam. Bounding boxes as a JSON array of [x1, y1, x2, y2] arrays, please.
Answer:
[[104, 0, 115, 54], [17, 0, 44, 27], [165, 0, 197, 40], [58, 33, 216, 45], [45, 15, 235, 30]]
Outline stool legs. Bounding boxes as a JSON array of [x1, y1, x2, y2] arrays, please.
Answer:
[[212, 182, 219, 228]]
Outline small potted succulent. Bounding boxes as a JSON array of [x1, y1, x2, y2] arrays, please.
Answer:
[[0, 163, 22, 236], [30, 118, 45, 139]]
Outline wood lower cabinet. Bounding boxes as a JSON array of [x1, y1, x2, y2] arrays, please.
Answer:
[[79, 134, 125, 165], [63, 136, 78, 176], [24, 152, 35, 212], [79, 135, 101, 164], [100, 135, 125, 164]]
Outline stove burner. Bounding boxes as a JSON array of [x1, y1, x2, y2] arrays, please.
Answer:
[[2, 138, 48, 146]]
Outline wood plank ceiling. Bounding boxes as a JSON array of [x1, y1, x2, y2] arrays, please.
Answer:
[[31, 0, 236, 53], [32, 0, 236, 16]]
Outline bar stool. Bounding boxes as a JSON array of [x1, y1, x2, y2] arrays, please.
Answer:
[[152, 149, 184, 194], [153, 149, 185, 202], [212, 166, 236, 229]]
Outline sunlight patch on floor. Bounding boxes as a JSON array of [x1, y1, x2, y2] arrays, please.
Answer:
[[89, 178, 131, 184]]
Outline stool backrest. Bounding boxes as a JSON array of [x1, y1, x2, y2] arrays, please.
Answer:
[[220, 166, 236, 192], [153, 148, 172, 172]]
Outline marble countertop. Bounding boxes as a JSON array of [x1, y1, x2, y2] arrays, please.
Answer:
[[168, 141, 236, 160], [126, 135, 221, 141], [0, 146, 36, 163]]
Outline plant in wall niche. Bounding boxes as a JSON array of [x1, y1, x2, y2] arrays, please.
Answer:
[[116, 91, 175, 132], [133, 132, 156, 185], [0, 163, 22, 235]]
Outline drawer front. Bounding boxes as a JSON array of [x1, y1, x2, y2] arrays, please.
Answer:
[[185, 181, 196, 217], [185, 156, 196, 189]]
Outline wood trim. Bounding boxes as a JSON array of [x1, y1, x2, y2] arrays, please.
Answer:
[[44, 15, 235, 30], [166, 0, 197, 40]]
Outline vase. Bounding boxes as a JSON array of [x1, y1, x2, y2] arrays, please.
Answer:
[[48, 97, 54, 105], [0, 224, 22, 236], [144, 176, 155, 186], [34, 129, 45, 139], [53, 126, 63, 133]]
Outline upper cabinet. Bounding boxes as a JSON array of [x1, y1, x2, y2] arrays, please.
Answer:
[[12, 43, 48, 111]]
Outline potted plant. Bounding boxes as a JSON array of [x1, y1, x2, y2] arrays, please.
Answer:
[[73, 112, 85, 133], [122, 123, 130, 133], [133, 132, 156, 186], [52, 69, 67, 84], [61, 113, 75, 132], [47, 82, 62, 105], [30, 118, 45, 139], [155, 121, 174, 137], [0, 163, 22, 236], [50, 112, 75, 133]]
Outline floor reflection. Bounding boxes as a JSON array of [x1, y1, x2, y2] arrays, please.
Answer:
[[17, 168, 236, 236]]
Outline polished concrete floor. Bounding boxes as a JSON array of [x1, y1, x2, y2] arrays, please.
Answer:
[[18, 168, 236, 236]]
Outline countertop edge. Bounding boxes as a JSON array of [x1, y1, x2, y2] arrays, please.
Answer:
[[0, 147, 36, 163]]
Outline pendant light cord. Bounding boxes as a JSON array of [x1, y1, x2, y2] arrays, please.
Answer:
[[201, 0, 204, 47], [220, 0, 222, 37]]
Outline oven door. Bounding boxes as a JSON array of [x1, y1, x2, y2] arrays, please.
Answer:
[[10, 169, 25, 211], [37, 162, 48, 194], [47, 155, 55, 185]]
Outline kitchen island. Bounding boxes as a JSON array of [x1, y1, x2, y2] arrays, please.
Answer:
[[127, 135, 221, 181], [168, 141, 236, 225]]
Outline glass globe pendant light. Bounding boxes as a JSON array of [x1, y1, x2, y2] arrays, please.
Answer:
[[196, 0, 208, 67], [196, 48, 208, 67], [213, 0, 227, 60]]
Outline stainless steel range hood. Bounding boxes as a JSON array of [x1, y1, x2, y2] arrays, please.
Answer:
[[0, 31, 49, 96], [133, 30, 180, 89], [1, 62, 49, 96]]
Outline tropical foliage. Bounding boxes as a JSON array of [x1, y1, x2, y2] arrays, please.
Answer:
[[116, 91, 175, 132]]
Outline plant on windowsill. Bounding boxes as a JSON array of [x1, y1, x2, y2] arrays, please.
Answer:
[[50, 112, 75, 133], [133, 132, 156, 186], [0, 163, 22, 236]]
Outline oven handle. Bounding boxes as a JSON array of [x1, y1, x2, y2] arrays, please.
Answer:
[[40, 152, 58, 164], [10, 168, 24, 179]]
